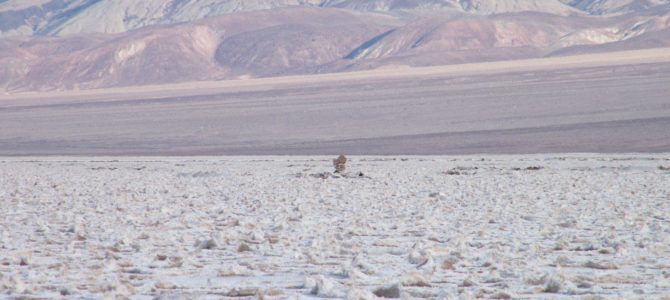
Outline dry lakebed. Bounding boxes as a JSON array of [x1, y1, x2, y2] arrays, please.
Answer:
[[1, 155, 669, 299]]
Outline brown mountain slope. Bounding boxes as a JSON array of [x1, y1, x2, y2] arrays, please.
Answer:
[[1, 5, 670, 92], [550, 27, 670, 56], [2, 8, 396, 91]]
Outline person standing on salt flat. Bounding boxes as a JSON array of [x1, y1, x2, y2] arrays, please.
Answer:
[[333, 155, 347, 173]]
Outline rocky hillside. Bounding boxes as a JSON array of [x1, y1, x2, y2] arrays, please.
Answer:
[[1, 0, 669, 91]]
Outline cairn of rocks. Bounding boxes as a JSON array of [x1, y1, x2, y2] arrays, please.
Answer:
[[333, 155, 347, 173]]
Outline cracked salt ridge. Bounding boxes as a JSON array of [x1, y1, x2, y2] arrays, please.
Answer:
[[1, 155, 670, 299]]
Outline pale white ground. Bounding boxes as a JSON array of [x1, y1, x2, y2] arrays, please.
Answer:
[[1, 155, 670, 299]]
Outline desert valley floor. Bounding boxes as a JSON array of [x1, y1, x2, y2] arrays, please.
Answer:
[[1, 155, 669, 299], [1, 49, 670, 156]]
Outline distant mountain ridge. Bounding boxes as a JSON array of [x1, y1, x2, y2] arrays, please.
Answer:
[[2, 0, 669, 37], [1, 0, 670, 91]]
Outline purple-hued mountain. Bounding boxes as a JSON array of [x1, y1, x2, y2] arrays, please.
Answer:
[[1, 0, 669, 91]]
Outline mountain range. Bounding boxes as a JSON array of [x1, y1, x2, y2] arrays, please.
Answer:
[[1, 0, 669, 91]]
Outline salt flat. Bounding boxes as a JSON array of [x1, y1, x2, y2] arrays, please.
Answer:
[[1, 155, 669, 299], [1, 49, 670, 155]]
